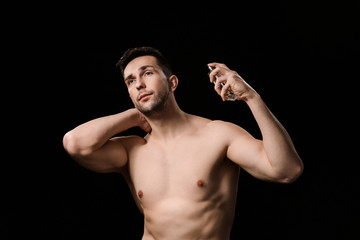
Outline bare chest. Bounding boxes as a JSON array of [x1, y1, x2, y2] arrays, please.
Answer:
[[127, 137, 233, 205]]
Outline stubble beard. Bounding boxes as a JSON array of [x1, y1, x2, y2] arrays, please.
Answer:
[[135, 87, 170, 117]]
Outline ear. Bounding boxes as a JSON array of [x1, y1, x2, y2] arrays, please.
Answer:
[[168, 75, 178, 92]]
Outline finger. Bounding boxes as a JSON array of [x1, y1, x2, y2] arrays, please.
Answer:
[[209, 68, 217, 83], [209, 67, 221, 83], [208, 62, 225, 68], [220, 82, 230, 101], [213, 75, 227, 95], [207, 62, 219, 69], [140, 119, 152, 133], [209, 67, 223, 83], [208, 62, 229, 70], [144, 124, 152, 133], [207, 63, 221, 82], [214, 79, 222, 95]]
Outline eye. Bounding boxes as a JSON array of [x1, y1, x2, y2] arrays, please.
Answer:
[[145, 71, 153, 76], [127, 79, 135, 86]]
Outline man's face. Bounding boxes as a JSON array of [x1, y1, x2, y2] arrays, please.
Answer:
[[123, 56, 170, 115]]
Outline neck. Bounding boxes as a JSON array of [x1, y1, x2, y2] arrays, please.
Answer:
[[143, 97, 188, 141]]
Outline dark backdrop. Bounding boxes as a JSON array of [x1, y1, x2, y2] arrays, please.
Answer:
[[6, 1, 359, 239]]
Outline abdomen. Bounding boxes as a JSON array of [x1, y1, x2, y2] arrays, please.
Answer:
[[143, 197, 233, 240]]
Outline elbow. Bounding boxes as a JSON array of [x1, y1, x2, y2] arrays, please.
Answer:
[[279, 160, 304, 184], [63, 131, 77, 155], [63, 131, 89, 156]]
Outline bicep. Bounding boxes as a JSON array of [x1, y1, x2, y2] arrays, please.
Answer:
[[72, 137, 128, 173], [226, 125, 277, 181]]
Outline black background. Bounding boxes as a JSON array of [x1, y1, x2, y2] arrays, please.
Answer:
[[5, 1, 359, 239]]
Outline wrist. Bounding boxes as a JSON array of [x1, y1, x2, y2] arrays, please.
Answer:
[[242, 89, 260, 102], [243, 90, 262, 105], [123, 108, 142, 128]]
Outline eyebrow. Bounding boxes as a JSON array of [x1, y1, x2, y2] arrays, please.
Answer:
[[124, 74, 135, 82], [139, 65, 155, 71], [124, 65, 156, 82]]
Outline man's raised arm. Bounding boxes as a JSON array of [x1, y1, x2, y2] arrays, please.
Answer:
[[208, 62, 303, 183], [63, 108, 151, 173]]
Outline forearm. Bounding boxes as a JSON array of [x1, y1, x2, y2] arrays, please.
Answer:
[[63, 109, 138, 154], [245, 93, 303, 179]]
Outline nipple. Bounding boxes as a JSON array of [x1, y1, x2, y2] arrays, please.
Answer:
[[138, 190, 143, 198], [197, 180, 205, 187]]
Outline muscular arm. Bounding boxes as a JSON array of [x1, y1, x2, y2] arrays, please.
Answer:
[[227, 94, 303, 183], [63, 108, 150, 173], [247, 94, 303, 181], [209, 63, 303, 183]]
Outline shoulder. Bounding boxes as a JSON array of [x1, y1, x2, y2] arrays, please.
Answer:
[[188, 114, 252, 141], [187, 114, 235, 129], [207, 119, 248, 134], [186, 113, 248, 133], [206, 120, 255, 146]]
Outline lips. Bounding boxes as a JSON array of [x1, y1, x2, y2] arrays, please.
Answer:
[[138, 92, 153, 101]]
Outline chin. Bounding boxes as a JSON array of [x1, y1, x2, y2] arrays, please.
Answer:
[[135, 102, 155, 114], [134, 90, 169, 115], [138, 102, 166, 116]]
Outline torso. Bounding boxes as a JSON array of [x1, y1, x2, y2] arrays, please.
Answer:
[[120, 115, 240, 240]]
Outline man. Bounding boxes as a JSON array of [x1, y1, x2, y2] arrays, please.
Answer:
[[63, 46, 303, 239]]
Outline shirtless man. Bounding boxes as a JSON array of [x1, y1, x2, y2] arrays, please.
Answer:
[[63, 47, 303, 239]]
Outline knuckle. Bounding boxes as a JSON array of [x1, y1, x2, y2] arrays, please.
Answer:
[[230, 71, 236, 77]]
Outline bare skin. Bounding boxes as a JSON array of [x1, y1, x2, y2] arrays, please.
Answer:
[[63, 56, 303, 239]]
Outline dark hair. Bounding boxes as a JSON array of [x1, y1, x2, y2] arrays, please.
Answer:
[[116, 46, 172, 78]]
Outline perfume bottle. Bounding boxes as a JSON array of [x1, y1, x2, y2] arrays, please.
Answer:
[[208, 66, 238, 101]]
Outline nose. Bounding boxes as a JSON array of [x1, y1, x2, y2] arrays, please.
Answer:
[[135, 77, 146, 90]]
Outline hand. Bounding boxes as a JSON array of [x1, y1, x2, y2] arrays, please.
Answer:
[[129, 108, 152, 133], [208, 62, 257, 101], [137, 111, 152, 133]]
